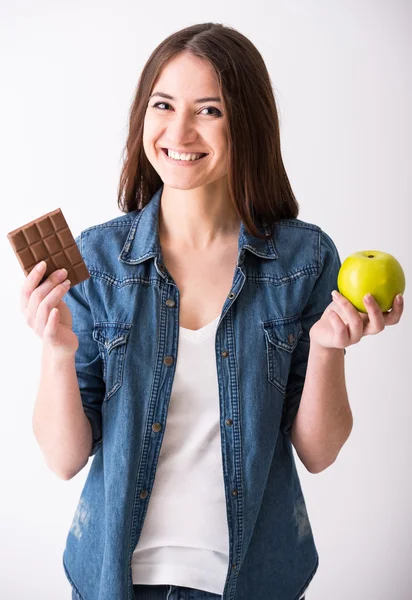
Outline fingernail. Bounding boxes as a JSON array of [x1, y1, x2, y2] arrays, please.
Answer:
[[396, 294, 403, 303], [36, 261, 46, 271], [364, 293, 372, 303], [331, 290, 338, 299]]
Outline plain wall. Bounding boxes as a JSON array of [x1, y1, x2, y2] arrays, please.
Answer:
[[1, 1, 411, 598]]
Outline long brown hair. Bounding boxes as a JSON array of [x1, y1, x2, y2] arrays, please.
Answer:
[[117, 22, 299, 240]]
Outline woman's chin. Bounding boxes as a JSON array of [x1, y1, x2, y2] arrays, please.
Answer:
[[159, 173, 205, 190]]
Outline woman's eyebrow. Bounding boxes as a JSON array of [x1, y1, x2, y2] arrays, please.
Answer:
[[149, 92, 222, 103]]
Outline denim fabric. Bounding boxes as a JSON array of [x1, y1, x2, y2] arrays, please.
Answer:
[[131, 586, 305, 599], [133, 584, 221, 599], [63, 184, 342, 600], [75, 588, 305, 600], [131, 585, 307, 599]]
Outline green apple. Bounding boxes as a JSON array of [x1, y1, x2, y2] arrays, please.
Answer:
[[337, 250, 406, 313]]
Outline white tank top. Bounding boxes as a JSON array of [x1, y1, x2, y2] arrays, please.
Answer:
[[131, 315, 307, 599]]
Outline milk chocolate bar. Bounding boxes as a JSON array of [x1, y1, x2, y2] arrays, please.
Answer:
[[7, 208, 90, 287]]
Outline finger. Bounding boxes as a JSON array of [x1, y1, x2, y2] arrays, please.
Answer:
[[328, 298, 370, 328], [25, 267, 68, 320], [326, 299, 351, 324], [20, 261, 48, 312], [328, 309, 351, 346], [34, 280, 71, 334], [383, 303, 403, 327], [382, 294, 404, 326], [43, 307, 60, 342], [331, 291, 364, 342], [362, 294, 385, 335]]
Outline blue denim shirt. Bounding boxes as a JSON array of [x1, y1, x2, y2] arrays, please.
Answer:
[[63, 184, 343, 600]]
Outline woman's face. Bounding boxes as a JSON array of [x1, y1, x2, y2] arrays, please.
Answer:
[[143, 52, 229, 191]]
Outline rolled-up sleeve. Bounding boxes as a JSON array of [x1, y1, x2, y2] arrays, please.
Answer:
[[280, 229, 345, 435], [63, 233, 105, 456]]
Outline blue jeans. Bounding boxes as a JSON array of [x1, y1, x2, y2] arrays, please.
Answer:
[[72, 585, 306, 599], [132, 584, 221, 599], [132, 586, 306, 599]]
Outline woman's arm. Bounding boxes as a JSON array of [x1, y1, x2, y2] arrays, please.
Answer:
[[290, 340, 352, 474], [33, 343, 93, 480]]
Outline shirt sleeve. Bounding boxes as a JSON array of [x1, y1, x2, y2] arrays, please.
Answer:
[[63, 233, 105, 456], [280, 229, 346, 435]]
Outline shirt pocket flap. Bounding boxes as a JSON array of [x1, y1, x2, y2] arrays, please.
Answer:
[[92, 322, 132, 353], [263, 315, 303, 353]]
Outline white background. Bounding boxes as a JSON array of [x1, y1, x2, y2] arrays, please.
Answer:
[[1, 1, 411, 598]]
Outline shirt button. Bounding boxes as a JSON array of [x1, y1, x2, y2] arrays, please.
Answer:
[[225, 418, 233, 426], [232, 490, 238, 497], [152, 423, 162, 432], [221, 350, 229, 358], [228, 292, 235, 299], [287, 333, 295, 344], [165, 298, 175, 307], [140, 490, 148, 499], [232, 563, 237, 570], [164, 356, 174, 366]]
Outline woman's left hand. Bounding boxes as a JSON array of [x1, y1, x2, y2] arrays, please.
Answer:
[[309, 290, 404, 350]]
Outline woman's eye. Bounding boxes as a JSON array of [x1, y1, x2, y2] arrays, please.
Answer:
[[153, 102, 170, 110], [200, 106, 222, 117], [152, 102, 222, 117]]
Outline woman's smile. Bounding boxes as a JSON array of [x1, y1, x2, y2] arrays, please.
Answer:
[[161, 147, 209, 166]]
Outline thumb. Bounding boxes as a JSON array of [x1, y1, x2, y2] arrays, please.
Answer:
[[44, 308, 59, 341]]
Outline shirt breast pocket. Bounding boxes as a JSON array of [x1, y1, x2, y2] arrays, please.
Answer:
[[92, 322, 132, 402], [262, 315, 303, 395]]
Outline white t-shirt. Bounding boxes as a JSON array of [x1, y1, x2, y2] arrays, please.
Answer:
[[131, 315, 307, 599]]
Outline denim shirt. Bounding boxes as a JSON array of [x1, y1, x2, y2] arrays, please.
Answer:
[[62, 185, 343, 600]]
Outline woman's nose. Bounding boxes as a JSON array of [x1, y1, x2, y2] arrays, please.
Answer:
[[166, 113, 197, 145]]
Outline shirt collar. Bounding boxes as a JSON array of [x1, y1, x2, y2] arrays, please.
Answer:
[[119, 184, 278, 266]]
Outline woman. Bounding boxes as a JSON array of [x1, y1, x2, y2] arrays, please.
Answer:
[[26, 23, 404, 600]]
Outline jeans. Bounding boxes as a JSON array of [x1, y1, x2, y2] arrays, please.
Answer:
[[72, 586, 305, 599], [132, 585, 221, 599], [132, 585, 306, 599]]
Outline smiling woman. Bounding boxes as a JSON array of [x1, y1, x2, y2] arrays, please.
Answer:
[[117, 23, 300, 241], [57, 22, 333, 600]]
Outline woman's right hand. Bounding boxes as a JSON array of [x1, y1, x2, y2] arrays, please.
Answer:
[[21, 261, 79, 356]]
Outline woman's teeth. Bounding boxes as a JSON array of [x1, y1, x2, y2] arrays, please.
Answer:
[[166, 149, 206, 161]]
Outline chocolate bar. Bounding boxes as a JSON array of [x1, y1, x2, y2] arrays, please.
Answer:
[[7, 208, 90, 287]]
